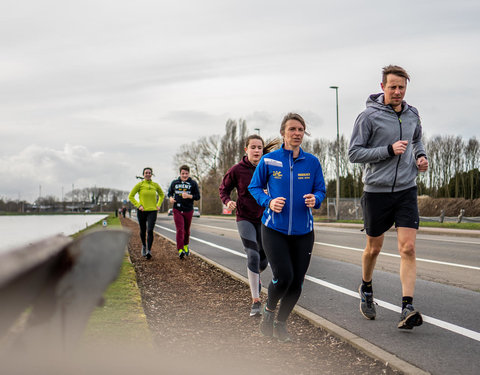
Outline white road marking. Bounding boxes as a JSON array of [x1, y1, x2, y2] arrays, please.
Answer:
[[304, 275, 480, 342], [155, 223, 480, 342], [192, 223, 238, 232], [315, 241, 480, 271], [156, 224, 246, 258], [314, 226, 480, 245], [193, 221, 479, 270]]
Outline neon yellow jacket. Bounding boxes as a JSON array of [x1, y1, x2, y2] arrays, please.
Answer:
[[129, 180, 165, 211]]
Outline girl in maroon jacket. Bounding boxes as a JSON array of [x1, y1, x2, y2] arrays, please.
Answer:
[[219, 135, 278, 317]]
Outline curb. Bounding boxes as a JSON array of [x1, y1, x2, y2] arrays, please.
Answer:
[[151, 223, 430, 375]]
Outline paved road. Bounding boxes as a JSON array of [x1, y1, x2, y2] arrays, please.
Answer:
[[150, 214, 480, 375]]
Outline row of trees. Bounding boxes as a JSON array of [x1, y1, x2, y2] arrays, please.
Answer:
[[3, 120, 477, 214], [63, 187, 130, 206], [0, 199, 28, 213], [174, 119, 480, 214], [0, 187, 131, 213], [422, 136, 480, 199]]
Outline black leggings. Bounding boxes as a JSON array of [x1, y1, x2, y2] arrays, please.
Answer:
[[137, 210, 158, 250], [262, 224, 314, 322]]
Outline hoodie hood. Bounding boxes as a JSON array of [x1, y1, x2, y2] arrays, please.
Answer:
[[239, 155, 256, 170], [366, 93, 409, 114], [348, 93, 425, 193]]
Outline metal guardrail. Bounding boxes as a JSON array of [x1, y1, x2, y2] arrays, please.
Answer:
[[0, 229, 130, 355]]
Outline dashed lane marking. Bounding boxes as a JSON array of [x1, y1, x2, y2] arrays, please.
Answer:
[[315, 241, 480, 271]]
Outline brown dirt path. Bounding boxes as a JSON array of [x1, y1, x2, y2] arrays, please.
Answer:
[[121, 217, 399, 374]]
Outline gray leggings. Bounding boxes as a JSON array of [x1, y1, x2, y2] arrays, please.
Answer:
[[237, 220, 268, 273]]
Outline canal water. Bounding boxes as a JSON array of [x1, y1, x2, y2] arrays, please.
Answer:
[[0, 214, 108, 253]]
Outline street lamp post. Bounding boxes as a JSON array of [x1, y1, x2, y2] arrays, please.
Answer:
[[329, 86, 340, 220]]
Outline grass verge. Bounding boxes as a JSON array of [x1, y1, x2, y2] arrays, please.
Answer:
[[79, 214, 152, 346], [416, 221, 480, 230], [71, 213, 117, 239]]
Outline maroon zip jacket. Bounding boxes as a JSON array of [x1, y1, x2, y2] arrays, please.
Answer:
[[219, 156, 264, 223]]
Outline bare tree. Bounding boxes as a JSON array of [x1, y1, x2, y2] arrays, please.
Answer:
[[327, 136, 349, 184], [466, 137, 480, 199], [218, 119, 248, 175], [311, 138, 330, 179], [452, 136, 464, 198], [173, 135, 220, 212], [339, 135, 350, 178], [425, 135, 442, 196], [174, 135, 220, 183], [35, 195, 58, 206]]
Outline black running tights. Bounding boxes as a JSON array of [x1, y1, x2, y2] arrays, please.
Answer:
[[137, 210, 157, 250], [262, 224, 314, 322]]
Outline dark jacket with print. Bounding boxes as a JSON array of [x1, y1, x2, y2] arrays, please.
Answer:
[[167, 177, 200, 212]]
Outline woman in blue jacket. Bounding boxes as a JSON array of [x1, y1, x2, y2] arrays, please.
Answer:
[[248, 113, 326, 341]]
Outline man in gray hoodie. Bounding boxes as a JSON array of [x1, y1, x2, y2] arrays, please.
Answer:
[[349, 65, 429, 330]]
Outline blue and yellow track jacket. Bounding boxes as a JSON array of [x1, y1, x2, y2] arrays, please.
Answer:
[[248, 145, 326, 236]]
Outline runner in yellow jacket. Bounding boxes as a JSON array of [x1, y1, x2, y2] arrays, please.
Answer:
[[129, 167, 165, 259]]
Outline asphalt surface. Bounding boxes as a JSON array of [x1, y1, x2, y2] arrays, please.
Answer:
[[150, 214, 480, 375]]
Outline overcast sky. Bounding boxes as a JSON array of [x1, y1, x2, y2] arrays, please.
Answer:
[[1, 0, 479, 203]]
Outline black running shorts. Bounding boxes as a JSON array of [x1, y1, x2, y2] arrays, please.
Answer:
[[361, 186, 419, 237]]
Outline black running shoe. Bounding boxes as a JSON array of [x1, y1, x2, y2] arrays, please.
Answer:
[[358, 284, 376, 320], [260, 307, 274, 337], [141, 245, 147, 257], [146, 251, 152, 260], [250, 301, 262, 317], [178, 249, 185, 259], [398, 304, 423, 329], [273, 321, 291, 342]]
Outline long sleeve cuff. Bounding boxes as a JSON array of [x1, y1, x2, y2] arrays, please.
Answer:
[[387, 144, 395, 157]]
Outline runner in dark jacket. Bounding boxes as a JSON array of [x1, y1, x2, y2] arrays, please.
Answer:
[[168, 165, 200, 259], [219, 135, 279, 317]]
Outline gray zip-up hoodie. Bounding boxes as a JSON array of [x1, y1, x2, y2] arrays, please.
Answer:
[[348, 93, 426, 193]]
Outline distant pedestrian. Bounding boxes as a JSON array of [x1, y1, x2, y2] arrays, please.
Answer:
[[219, 135, 279, 317], [121, 206, 127, 218], [349, 65, 428, 329], [249, 113, 326, 341], [168, 165, 201, 259], [128, 167, 165, 260]]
